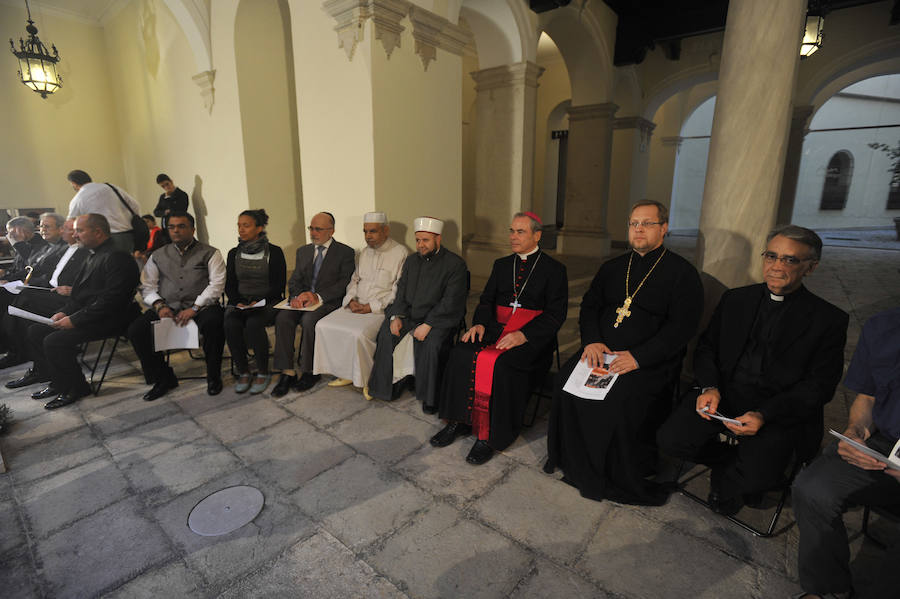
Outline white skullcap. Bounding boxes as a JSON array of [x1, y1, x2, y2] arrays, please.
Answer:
[[414, 216, 443, 234], [364, 212, 387, 223]]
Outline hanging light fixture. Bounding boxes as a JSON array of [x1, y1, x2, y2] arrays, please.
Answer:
[[800, 1, 827, 59], [9, 0, 62, 98]]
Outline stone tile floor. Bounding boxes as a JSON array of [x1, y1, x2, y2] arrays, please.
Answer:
[[0, 234, 898, 598]]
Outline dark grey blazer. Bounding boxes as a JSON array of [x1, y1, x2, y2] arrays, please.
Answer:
[[287, 239, 355, 308]]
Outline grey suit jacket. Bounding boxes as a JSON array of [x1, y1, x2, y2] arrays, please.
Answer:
[[287, 239, 355, 308]]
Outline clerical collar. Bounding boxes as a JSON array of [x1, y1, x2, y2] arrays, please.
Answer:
[[769, 293, 784, 302], [632, 245, 665, 261], [516, 246, 540, 260]]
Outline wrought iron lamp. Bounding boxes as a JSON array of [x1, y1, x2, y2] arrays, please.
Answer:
[[9, 0, 62, 98], [801, 1, 827, 59]]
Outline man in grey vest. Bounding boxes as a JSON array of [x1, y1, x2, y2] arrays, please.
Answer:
[[128, 211, 226, 400]]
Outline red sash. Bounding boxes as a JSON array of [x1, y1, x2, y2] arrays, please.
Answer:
[[471, 305, 542, 441]]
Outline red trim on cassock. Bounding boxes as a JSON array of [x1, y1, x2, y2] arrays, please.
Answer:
[[471, 305, 542, 441]]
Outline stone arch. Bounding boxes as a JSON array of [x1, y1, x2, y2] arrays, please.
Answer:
[[162, 0, 212, 72], [642, 67, 718, 121], [537, 4, 614, 104], [459, 0, 531, 69]]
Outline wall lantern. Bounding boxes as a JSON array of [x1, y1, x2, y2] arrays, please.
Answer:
[[800, 14, 825, 58], [9, 0, 62, 98]]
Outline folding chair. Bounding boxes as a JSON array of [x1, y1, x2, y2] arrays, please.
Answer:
[[861, 503, 900, 549], [524, 336, 561, 427]]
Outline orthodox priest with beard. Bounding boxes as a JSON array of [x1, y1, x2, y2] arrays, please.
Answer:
[[544, 200, 703, 505], [432, 212, 568, 466]]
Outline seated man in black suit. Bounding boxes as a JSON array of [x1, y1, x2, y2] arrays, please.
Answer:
[[8, 214, 140, 409], [2, 217, 88, 369], [658, 225, 848, 515], [271, 212, 355, 396]]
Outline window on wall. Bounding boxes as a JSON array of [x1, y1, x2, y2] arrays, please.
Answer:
[[888, 164, 900, 210], [819, 151, 853, 210]]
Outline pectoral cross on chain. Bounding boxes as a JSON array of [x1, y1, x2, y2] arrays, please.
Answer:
[[510, 299, 522, 314], [613, 296, 632, 328]]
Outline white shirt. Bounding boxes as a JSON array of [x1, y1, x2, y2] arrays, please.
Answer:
[[48, 244, 79, 287], [141, 243, 226, 309], [311, 237, 333, 263], [342, 238, 409, 314], [68, 182, 141, 234]]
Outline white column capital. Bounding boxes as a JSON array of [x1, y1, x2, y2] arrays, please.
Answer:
[[191, 69, 215, 114], [471, 61, 544, 92], [408, 6, 471, 70], [566, 102, 619, 122], [614, 116, 657, 152], [322, 0, 409, 61]]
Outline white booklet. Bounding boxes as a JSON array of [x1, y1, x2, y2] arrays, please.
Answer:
[[237, 299, 266, 310], [1, 281, 24, 295], [152, 318, 199, 351], [829, 429, 900, 471], [697, 406, 743, 426], [274, 298, 322, 312], [562, 353, 618, 400], [7, 305, 54, 325]]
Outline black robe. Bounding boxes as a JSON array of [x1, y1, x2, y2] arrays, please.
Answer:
[[439, 250, 567, 450], [545, 245, 703, 505]]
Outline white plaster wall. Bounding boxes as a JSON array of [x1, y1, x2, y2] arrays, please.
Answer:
[[102, 0, 251, 254], [669, 96, 715, 230], [0, 4, 125, 214], [792, 74, 900, 228], [371, 19, 464, 254], [289, 0, 376, 252]]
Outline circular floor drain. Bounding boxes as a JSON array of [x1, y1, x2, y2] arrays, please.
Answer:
[[188, 485, 265, 536]]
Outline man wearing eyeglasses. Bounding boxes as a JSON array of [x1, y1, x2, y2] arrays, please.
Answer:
[[658, 225, 848, 516], [545, 200, 703, 505], [127, 211, 226, 400], [271, 212, 355, 396]]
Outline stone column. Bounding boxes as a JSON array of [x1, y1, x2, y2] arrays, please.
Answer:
[[555, 102, 618, 257], [608, 116, 657, 244], [651, 135, 683, 215], [466, 61, 544, 276], [696, 0, 807, 289], [776, 105, 814, 225]]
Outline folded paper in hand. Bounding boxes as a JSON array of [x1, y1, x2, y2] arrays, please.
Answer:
[[562, 354, 618, 400], [274, 298, 322, 312], [8, 305, 54, 325], [153, 318, 199, 351]]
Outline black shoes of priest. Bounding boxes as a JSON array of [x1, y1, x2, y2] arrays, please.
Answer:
[[207, 377, 223, 396], [465, 440, 495, 465], [293, 372, 320, 392], [45, 384, 92, 410], [271, 374, 296, 397], [429, 422, 472, 447], [6, 368, 50, 389], [31, 386, 58, 400], [143, 371, 179, 402], [708, 468, 744, 516]]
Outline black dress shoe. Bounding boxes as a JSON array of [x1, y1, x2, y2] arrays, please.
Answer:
[[465, 440, 495, 465], [271, 374, 297, 398], [293, 372, 320, 392], [6, 368, 50, 389], [422, 403, 438, 415], [709, 492, 743, 516], [207, 378, 223, 396], [31, 386, 59, 400], [429, 422, 472, 447], [143, 375, 178, 402], [45, 387, 91, 410]]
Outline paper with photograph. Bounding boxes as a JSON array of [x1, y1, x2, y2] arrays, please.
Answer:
[[563, 353, 618, 400]]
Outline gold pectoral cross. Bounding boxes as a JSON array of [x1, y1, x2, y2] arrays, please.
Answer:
[[613, 296, 632, 328]]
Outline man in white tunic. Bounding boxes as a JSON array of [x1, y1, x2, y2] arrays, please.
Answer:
[[313, 212, 408, 390]]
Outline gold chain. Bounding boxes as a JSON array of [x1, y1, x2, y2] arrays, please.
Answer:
[[614, 249, 667, 328]]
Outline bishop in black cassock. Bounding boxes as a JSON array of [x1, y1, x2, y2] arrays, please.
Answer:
[[433, 213, 567, 465], [545, 201, 702, 505]]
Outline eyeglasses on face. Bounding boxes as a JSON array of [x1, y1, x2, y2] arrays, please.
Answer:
[[167, 223, 191, 230], [307, 226, 333, 232], [628, 221, 663, 228], [760, 251, 815, 266]]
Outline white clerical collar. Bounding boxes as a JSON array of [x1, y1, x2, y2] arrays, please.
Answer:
[[769, 293, 785, 302], [516, 246, 540, 260]]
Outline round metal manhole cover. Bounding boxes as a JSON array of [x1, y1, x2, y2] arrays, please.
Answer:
[[188, 485, 265, 536]]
